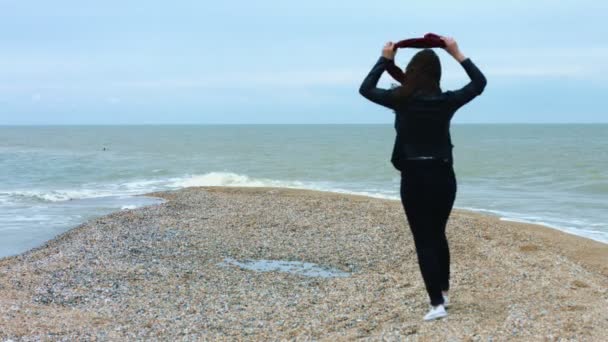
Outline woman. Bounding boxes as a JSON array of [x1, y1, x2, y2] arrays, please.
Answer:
[[358, 36, 487, 321]]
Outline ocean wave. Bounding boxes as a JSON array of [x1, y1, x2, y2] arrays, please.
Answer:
[[166, 172, 399, 201], [1, 171, 606, 244], [1, 184, 160, 203], [0, 178, 172, 203], [2, 189, 116, 202], [0, 172, 397, 204], [167, 172, 308, 189]]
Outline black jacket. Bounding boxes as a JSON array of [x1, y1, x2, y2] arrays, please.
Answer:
[[359, 56, 487, 171]]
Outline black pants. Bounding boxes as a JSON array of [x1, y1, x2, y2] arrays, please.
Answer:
[[399, 159, 456, 306]]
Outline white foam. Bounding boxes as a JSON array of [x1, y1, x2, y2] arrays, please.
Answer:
[[122, 179, 168, 190], [166, 172, 399, 201], [1, 179, 167, 203], [168, 172, 306, 188], [2, 189, 116, 202], [499, 217, 535, 224], [461, 206, 608, 244]]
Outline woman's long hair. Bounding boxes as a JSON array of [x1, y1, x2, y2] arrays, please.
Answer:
[[393, 48, 442, 100]]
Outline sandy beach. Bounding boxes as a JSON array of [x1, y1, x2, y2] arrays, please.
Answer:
[[1, 186, 606, 340]]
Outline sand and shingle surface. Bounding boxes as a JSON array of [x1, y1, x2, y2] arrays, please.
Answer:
[[1, 186, 607, 340]]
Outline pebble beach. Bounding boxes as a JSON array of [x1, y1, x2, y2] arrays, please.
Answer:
[[1, 186, 607, 340]]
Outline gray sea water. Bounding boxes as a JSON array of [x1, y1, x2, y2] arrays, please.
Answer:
[[1, 124, 607, 258]]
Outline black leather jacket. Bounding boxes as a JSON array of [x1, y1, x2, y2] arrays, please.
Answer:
[[359, 56, 487, 171]]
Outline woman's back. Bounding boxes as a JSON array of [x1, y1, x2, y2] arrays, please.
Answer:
[[359, 53, 486, 170]]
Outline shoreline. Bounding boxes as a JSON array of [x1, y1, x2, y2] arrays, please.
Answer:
[[0, 186, 608, 261], [152, 186, 608, 246], [1, 186, 607, 340], [2, 185, 606, 268]]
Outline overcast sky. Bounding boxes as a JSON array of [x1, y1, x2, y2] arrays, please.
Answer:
[[1, 0, 607, 124]]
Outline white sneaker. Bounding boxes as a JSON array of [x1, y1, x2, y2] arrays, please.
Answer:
[[443, 294, 450, 308], [423, 304, 447, 321]]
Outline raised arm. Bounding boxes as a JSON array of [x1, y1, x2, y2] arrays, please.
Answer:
[[386, 59, 405, 84], [358, 42, 397, 109], [441, 36, 487, 107]]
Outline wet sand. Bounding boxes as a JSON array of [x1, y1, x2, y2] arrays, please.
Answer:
[[1, 186, 607, 340]]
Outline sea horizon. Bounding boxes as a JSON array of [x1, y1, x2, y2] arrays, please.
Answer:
[[2, 123, 608, 126]]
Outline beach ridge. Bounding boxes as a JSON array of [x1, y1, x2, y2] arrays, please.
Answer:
[[1, 186, 606, 340]]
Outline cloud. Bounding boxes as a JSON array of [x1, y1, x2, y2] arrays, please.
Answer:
[[0, 46, 607, 93], [479, 65, 587, 78]]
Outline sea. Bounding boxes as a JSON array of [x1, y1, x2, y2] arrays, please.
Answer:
[[1, 124, 607, 258]]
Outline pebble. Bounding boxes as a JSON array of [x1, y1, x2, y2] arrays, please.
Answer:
[[0, 186, 606, 340]]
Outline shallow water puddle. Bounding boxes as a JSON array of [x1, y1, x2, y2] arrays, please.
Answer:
[[219, 257, 350, 278]]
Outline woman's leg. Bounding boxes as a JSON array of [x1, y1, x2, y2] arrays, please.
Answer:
[[400, 163, 445, 306], [438, 235, 450, 293], [436, 164, 456, 292]]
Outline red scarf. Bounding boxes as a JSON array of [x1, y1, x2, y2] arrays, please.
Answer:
[[387, 33, 445, 84]]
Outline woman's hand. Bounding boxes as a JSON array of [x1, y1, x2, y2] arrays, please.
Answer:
[[382, 41, 396, 60], [440, 36, 467, 62]]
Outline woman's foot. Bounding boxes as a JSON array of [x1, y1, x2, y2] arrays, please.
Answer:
[[423, 304, 448, 321], [442, 291, 449, 309]]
